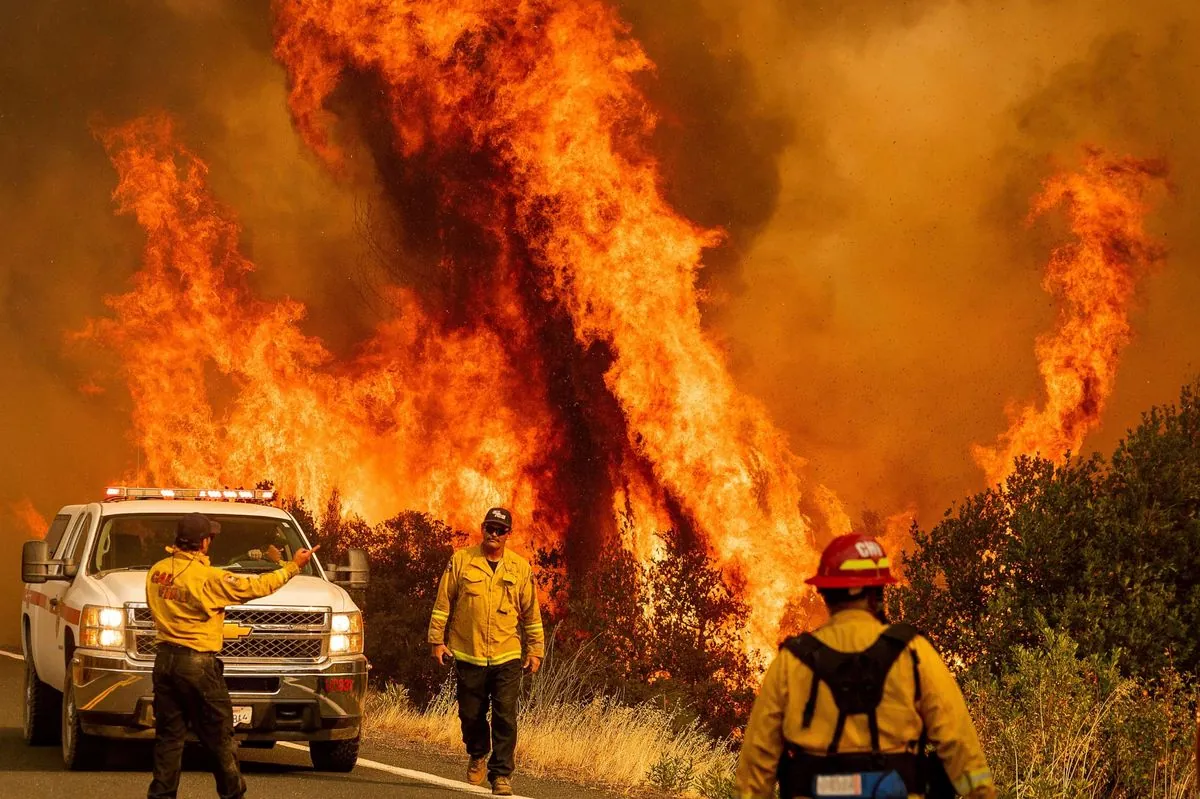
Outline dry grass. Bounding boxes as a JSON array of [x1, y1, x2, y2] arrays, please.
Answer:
[[363, 646, 736, 797]]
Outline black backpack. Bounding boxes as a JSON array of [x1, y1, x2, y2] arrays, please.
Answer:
[[774, 624, 956, 798], [781, 623, 922, 756]]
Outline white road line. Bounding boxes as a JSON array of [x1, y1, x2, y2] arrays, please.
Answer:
[[277, 741, 535, 798], [0, 650, 525, 797]]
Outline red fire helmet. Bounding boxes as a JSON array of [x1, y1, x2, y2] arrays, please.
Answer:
[[805, 533, 898, 589]]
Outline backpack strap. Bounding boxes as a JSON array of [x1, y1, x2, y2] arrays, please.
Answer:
[[879, 622, 921, 651], [887, 624, 933, 781], [780, 634, 825, 728], [862, 624, 921, 751]]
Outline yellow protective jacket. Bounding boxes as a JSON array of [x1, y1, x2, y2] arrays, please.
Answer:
[[735, 609, 995, 799], [146, 548, 299, 653], [427, 545, 544, 666]]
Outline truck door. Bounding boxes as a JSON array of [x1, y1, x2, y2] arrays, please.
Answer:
[[37, 510, 94, 690], [23, 512, 73, 658]]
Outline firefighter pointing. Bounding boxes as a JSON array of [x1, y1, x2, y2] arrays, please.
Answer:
[[735, 533, 996, 799], [145, 512, 318, 799]]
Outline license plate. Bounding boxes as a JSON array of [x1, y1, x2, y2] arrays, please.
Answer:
[[814, 774, 863, 796], [232, 706, 253, 727]]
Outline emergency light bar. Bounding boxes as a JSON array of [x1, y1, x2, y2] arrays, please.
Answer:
[[103, 486, 275, 501]]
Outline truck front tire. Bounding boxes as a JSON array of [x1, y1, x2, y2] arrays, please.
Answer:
[[62, 668, 105, 769], [23, 656, 62, 746], [310, 736, 360, 772]]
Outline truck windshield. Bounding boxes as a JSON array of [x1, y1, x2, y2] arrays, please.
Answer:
[[90, 514, 318, 576]]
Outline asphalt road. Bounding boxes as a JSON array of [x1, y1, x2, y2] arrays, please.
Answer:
[[0, 650, 615, 799]]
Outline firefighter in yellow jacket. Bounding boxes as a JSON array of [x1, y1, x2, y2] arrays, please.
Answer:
[[428, 507, 544, 797], [145, 512, 318, 799], [735, 533, 996, 799]]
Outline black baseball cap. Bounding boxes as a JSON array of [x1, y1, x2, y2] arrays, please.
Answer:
[[177, 512, 220, 544], [482, 507, 513, 530]]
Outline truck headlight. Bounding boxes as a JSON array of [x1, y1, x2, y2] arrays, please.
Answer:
[[81, 605, 126, 651], [329, 611, 363, 654]]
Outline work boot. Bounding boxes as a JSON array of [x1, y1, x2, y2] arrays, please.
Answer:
[[491, 776, 513, 796], [466, 756, 488, 786]]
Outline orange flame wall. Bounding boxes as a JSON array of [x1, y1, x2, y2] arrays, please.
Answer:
[[3, 0, 1198, 658], [37, 1, 1183, 660], [272, 0, 854, 650], [83, 0, 854, 655], [81, 116, 567, 550]]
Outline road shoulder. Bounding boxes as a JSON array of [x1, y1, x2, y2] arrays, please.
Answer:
[[357, 736, 643, 799]]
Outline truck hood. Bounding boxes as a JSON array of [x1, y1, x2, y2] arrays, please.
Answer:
[[95, 571, 356, 613]]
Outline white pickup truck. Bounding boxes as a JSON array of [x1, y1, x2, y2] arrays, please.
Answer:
[[19, 487, 369, 772]]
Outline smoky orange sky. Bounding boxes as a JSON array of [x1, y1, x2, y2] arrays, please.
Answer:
[[2, 0, 1198, 645]]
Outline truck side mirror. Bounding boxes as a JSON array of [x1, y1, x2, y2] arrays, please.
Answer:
[[332, 548, 369, 589], [22, 540, 52, 584]]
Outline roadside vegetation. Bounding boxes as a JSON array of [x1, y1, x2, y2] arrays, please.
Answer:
[[362, 646, 738, 795], [289, 379, 1200, 797]]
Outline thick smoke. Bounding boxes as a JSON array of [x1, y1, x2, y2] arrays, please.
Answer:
[[708, 0, 1200, 523]]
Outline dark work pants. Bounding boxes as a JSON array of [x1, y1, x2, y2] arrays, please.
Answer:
[[455, 659, 522, 779], [148, 644, 245, 799]]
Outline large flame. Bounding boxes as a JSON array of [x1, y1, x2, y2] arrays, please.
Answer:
[[79, 115, 566, 551], [972, 149, 1168, 486], [79, 0, 850, 655], [270, 0, 852, 649], [68, 3, 1173, 661]]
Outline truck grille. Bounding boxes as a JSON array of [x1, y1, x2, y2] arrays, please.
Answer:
[[134, 635, 323, 660], [127, 604, 329, 662], [130, 606, 326, 629]]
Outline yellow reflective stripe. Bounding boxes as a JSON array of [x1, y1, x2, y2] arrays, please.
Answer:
[[452, 650, 489, 666], [839, 557, 891, 571], [430, 610, 449, 620], [524, 623, 543, 632], [953, 769, 994, 793], [452, 649, 524, 666]]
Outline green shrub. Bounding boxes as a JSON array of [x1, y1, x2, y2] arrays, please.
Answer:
[[694, 760, 736, 799], [890, 381, 1200, 683], [647, 752, 698, 794], [966, 625, 1196, 799]]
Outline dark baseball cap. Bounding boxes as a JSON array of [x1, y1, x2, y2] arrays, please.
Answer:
[[177, 512, 220, 543], [482, 507, 513, 530]]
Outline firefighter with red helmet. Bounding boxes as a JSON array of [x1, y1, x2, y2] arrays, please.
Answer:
[[734, 533, 996, 799]]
